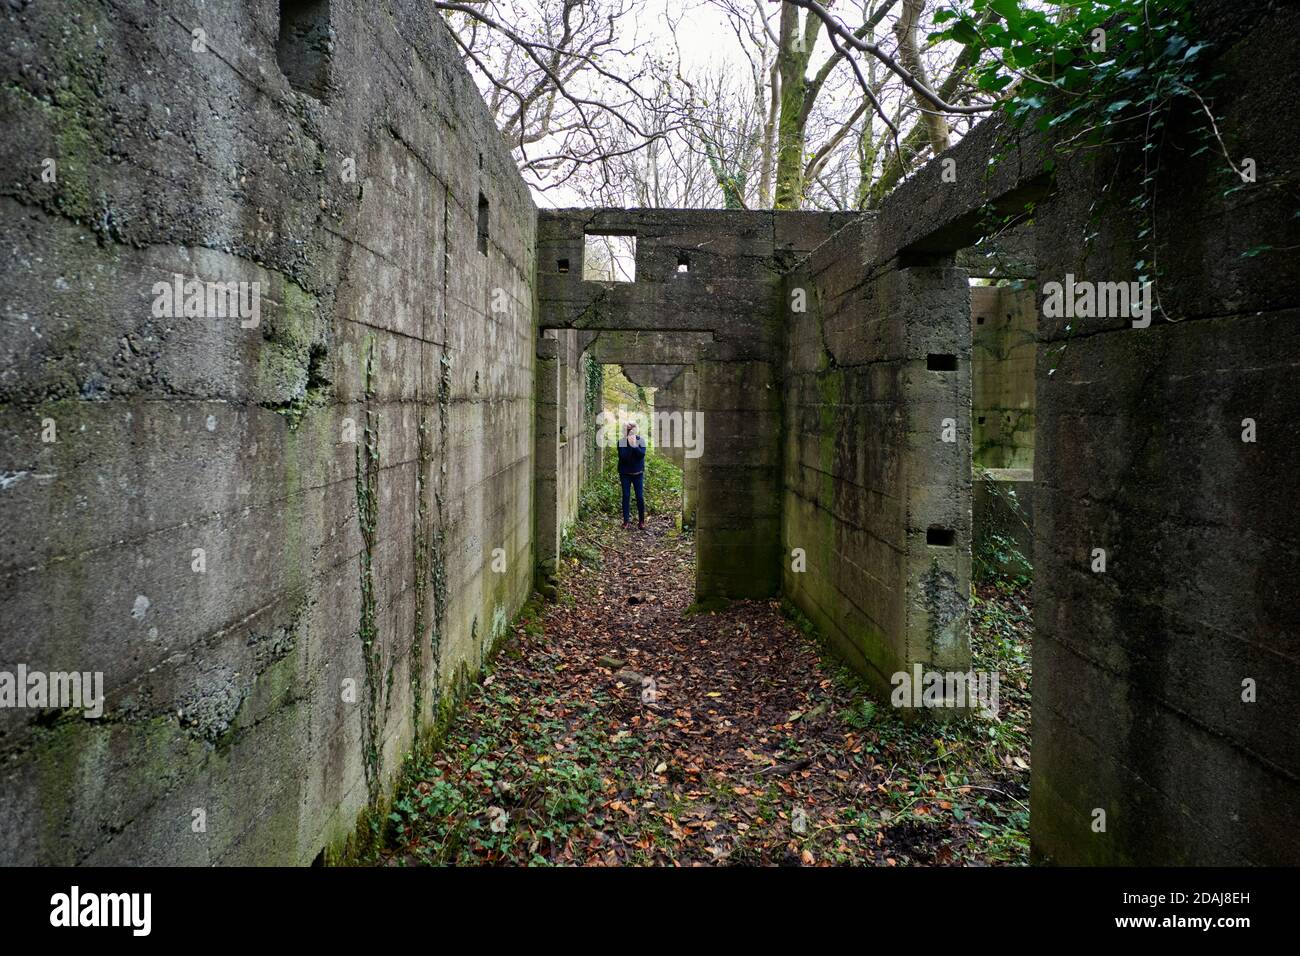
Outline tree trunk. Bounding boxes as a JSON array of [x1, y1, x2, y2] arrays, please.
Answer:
[[893, 0, 950, 156], [773, 4, 817, 209]]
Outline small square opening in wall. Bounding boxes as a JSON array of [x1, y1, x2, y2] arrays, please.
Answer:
[[277, 0, 333, 101], [557, 258, 570, 274], [926, 527, 956, 546], [477, 193, 489, 255], [677, 253, 690, 274], [927, 353, 958, 371], [583, 232, 636, 282]]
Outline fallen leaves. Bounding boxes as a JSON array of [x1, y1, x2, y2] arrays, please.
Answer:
[[378, 511, 1032, 868]]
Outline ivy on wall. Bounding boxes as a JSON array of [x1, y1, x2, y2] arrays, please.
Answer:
[[936, 0, 1263, 317], [583, 353, 603, 477]]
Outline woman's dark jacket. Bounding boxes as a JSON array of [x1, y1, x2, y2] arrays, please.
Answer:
[[618, 437, 647, 475]]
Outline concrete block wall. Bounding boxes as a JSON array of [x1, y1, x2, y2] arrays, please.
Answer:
[[1028, 0, 1300, 864], [971, 285, 1035, 470], [556, 332, 590, 535], [534, 328, 588, 576], [0, 0, 536, 864], [533, 336, 563, 573], [693, 357, 785, 598], [781, 219, 973, 697]]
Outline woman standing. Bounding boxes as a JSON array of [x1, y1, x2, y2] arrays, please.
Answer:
[[618, 421, 647, 530]]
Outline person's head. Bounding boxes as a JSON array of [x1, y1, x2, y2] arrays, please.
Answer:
[[625, 421, 638, 443]]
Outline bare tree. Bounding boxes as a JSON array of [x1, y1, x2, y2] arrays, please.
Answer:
[[436, 0, 683, 196], [706, 0, 998, 210], [438, 0, 1000, 212]]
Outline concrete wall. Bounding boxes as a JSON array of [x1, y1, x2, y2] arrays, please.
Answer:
[[535, 329, 588, 575], [793, 0, 1300, 863], [0, 0, 537, 864], [971, 284, 1035, 471], [781, 218, 973, 698], [1029, 0, 1300, 864]]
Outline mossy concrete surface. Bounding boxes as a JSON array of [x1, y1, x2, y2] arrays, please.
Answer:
[[1, 0, 536, 864]]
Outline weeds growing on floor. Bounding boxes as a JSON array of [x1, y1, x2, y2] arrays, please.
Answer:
[[380, 476, 1031, 866]]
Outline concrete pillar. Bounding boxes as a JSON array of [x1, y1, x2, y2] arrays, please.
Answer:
[[894, 265, 973, 679], [694, 359, 782, 600], [780, 247, 972, 701]]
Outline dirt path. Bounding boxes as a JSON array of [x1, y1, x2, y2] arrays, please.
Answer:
[[382, 510, 1031, 866]]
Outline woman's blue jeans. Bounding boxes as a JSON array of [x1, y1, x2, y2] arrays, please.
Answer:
[[620, 472, 645, 524]]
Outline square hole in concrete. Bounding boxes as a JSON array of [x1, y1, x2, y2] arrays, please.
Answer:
[[926, 527, 956, 546], [477, 193, 489, 255], [583, 232, 636, 282], [927, 353, 958, 371], [277, 0, 333, 101], [557, 258, 570, 274]]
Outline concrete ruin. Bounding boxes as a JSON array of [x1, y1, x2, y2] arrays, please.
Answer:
[[1, 0, 1297, 866]]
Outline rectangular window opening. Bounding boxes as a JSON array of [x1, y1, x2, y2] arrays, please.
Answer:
[[927, 353, 958, 371], [677, 253, 690, 274], [557, 258, 570, 274], [477, 193, 489, 255], [583, 232, 636, 282], [926, 527, 956, 547], [277, 0, 333, 101]]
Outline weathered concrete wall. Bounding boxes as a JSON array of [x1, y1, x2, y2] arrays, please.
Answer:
[[555, 333, 588, 536], [852, 0, 1300, 864], [0, 0, 537, 864], [781, 218, 973, 699], [536, 209, 847, 599], [1028, 0, 1300, 864], [535, 329, 587, 575], [971, 285, 1035, 471]]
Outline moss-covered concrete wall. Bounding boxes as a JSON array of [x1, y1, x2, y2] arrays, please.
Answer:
[[971, 285, 1035, 471], [1028, 0, 1300, 865], [0, 0, 537, 864], [781, 218, 973, 699], [843, 0, 1300, 865]]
